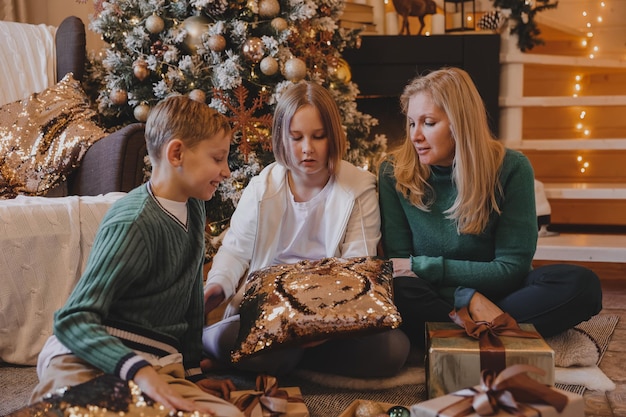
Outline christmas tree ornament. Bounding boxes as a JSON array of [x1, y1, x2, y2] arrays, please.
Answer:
[[328, 57, 352, 83], [260, 56, 279, 76], [188, 89, 206, 103], [133, 103, 150, 122], [182, 15, 211, 54], [150, 39, 168, 58], [145, 14, 165, 34], [283, 57, 307, 82], [242, 37, 265, 63], [207, 34, 227, 52], [132, 59, 150, 81], [270, 17, 288, 32], [109, 88, 128, 105], [258, 0, 280, 18]]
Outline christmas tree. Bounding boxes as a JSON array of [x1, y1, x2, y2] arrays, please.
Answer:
[[84, 0, 386, 259]]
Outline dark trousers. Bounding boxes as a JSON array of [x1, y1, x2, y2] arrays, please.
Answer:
[[393, 263, 603, 347]]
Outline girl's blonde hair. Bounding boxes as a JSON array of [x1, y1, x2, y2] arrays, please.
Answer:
[[271, 81, 346, 175], [390, 67, 505, 235]]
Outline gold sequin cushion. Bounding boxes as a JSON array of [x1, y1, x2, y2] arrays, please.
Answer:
[[0, 73, 106, 198], [231, 256, 402, 362]]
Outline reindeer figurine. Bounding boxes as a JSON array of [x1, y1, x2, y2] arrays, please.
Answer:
[[392, 0, 438, 35]]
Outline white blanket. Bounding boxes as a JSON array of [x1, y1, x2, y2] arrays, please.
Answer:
[[0, 20, 56, 106], [0, 193, 125, 365]]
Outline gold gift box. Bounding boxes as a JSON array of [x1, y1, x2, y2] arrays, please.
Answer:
[[426, 322, 555, 398], [230, 387, 309, 417], [411, 385, 583, 417]]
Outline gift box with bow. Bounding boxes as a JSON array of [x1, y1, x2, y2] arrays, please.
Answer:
[[412, 365, 583, 417], [229, 375, 309, 417], [426, 307, 554, 398]]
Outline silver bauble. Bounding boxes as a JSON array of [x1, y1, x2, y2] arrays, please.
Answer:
[[258, 0, 280, 18], [134, 103, 151, 122], [260, 56, 279, 76], [242, 37, 265, 63], [182, 15, 211, 54], [283, 58, 307, 82], [145, 14, 165, 34]]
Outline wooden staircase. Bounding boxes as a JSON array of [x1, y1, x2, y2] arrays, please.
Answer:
[[498, 26, 626, 278]]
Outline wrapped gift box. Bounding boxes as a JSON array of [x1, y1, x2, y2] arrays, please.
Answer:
[[412, 370, 583, 417], [230, 386, 308, 417], [426, 322, 554, 398]]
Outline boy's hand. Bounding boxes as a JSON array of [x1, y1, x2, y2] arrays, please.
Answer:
[[204, 284, 226, 313], [134, 366, 216, 415], [196, 377, 236, 399]]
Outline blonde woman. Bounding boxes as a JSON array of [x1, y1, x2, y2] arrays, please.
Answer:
[[379, 67, 602, 349]]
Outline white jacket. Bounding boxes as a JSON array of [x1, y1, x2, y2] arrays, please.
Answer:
[[207, 160, 381, 317]]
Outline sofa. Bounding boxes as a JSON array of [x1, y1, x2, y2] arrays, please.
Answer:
[[0, 16, 148, 365]]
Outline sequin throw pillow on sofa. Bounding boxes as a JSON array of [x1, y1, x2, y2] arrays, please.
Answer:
[[0, 73, 106, 198], [231, 256, 402, 362]]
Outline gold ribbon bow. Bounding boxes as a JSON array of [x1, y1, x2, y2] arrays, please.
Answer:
[[233, 375, 303, 417], [437, 364, 569, 417], [436, 307, 541, 373]]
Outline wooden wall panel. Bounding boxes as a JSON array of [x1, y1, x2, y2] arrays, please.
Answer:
[[522, 150, 626, 182], [549, 200, 626, 225]]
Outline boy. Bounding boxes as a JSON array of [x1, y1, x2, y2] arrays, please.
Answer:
[[31, 95, 243, 416]]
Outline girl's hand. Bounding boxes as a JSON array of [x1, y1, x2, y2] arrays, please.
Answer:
[[133, 366, 216, 415], [204, 284, 226, 313], [391, 258, 418, 278], [196, 377, 236, 399]]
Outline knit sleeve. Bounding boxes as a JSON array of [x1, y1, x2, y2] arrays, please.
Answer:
[[53, 218, 152, 380]]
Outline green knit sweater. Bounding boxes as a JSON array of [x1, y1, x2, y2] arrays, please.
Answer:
[[379, 149, 538, 303], [53, 184, 206, 381]]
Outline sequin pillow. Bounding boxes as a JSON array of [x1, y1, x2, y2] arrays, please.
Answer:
[[231, 256, 402, 362], [0, 73, 106, 198]]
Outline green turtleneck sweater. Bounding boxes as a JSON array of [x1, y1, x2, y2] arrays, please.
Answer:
[[53, 184, 206, 381], [379, 148, 538, 303]]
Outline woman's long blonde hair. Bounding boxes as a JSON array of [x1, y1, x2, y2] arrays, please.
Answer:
[[390, 67, 505, 235]]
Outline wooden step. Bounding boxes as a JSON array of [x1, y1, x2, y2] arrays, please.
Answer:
[[534, 233, 626, 263]]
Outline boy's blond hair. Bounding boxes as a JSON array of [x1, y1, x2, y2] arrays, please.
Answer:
[[145, 95, 231, 160]]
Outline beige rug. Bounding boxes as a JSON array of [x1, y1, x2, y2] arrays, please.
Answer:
[[292, 314, 619, 396]]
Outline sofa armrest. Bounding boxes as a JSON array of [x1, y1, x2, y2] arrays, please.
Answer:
[[67, 123, 147, 196]]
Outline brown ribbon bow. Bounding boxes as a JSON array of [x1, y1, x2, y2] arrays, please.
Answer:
[[436, 307, 541, 373], [233, 375, 303, 417], [436, 364, 569, 417]]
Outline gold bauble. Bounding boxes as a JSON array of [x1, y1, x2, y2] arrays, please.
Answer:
[[134, 103, 151, 122], [145, 14, 165, 34], [207, 34, 227, 52], [188, 89, 206, 103], [271, 17, 288, 32], [258, 0, 280, 18], [133, 59, 150, 81], [242, 37, 265, 63], [354, 401, 386, 417], [260, 56, 279, 76], [109, 88, 128, 105], [283, 57, 307, 82], [328, 57, 352, 83], [182, 15, 211, 54]]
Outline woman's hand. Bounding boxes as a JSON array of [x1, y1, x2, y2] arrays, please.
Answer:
[[196, 377, 236, 399], [133, 366, 216, 415], [204, 284, 226, 313], [391, 258, 418, 278]]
